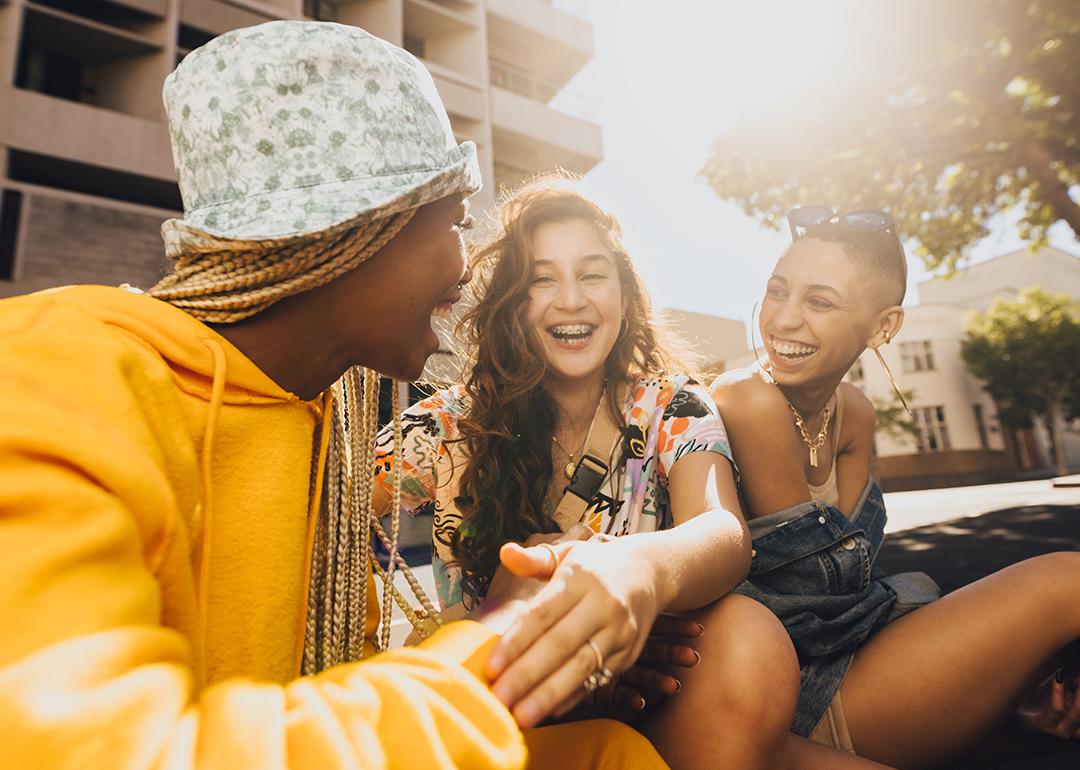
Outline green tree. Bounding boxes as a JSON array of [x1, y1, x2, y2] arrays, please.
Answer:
[[699, 0, 1079, 271], [873, 389, 920, 444], [961, 288, 1080, 475]]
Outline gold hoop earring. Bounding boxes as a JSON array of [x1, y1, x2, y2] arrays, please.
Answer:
[[872, 345, 912, 417]]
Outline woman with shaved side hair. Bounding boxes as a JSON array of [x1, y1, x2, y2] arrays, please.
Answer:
[[712, 205, 1080, 768]]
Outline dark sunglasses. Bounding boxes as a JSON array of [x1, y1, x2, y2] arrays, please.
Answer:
[[786, 204, 895, 240]]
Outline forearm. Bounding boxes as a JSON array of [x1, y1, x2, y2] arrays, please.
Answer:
[[622, 508, 751, 612], [2, 622, 527, 770]]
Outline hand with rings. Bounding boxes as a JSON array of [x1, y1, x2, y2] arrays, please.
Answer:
[[582, 639, 614, 693], [474, 533, 661, 727]]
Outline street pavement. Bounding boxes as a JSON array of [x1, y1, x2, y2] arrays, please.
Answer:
[[876, 478, 1080, 769], [884, 478, 1080, 534]]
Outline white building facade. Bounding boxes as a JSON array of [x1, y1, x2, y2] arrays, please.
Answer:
[[862, 246, 1080, 488]]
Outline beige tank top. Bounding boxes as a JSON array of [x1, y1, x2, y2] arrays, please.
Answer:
[[807, 388, 844, 508]]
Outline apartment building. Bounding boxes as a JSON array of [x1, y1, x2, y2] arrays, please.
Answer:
[[865, 246, 1080, 489], [688, 246, 1080, 491], [0, 0, 603, 300]]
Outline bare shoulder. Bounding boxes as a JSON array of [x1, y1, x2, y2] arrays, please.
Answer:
[[838, 382, 876, 444], [708, 366, 785, 414], [708, 368, 795, 458]]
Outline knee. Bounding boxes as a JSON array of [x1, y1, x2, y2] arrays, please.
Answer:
[[1010, 552, 1080, 592], [691, 594, 800, 728], [1029, 551, 1080, 575], [1019, 552, 1080, 606]]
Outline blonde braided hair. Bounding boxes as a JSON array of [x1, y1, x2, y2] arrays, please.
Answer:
[[301, 367, 443, 672], [149, 211, 415, 322], [150, 210, 440, 673]]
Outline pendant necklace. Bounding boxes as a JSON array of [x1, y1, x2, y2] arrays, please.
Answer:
[[784, 398, 832, 468], [551, 385, 607, 480]]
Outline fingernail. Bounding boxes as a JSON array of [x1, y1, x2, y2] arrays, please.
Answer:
[[672, 678, 682, 693], [516, 703, 539, 727], [690, 650, 701, 665], [694, 623, 704, 635], [633, 696, 646, 710], [1055, 668, 1064, 683]]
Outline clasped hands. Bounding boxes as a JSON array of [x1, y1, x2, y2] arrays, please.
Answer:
[[471, 526, 703, 728]]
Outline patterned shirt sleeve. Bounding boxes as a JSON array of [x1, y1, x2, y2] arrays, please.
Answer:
[[654, 375, 733, 480], [373, 385, 467, 514]]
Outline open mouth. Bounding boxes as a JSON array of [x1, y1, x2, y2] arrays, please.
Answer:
[[548, 323, 596, 345], [769, 335, 819, 362], [431, 301, 455, 319], [431, 287, 463, 320]]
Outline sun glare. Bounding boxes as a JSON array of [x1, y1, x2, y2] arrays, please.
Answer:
[[708, 2, 855, 114]]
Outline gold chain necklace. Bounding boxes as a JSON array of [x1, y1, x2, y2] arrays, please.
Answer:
[[551, 385, 606, 480], [784, 399, 832, 468]]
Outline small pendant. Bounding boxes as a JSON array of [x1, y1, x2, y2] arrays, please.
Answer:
[[809, 446, 819, 468], [565, 461, 577, 480]]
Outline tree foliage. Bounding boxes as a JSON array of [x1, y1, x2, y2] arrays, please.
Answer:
[[872, 388, 920, 443], [700, 0, 1080, 271], [961, 288, 1080, 473]]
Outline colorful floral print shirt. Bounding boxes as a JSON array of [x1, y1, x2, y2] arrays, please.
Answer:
[[373, 374, 732, 608]]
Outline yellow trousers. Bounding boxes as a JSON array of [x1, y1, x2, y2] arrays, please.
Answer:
[[525, 719, 669, 769]]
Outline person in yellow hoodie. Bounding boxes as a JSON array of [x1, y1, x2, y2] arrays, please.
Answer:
[[0, 21, 671, 770]]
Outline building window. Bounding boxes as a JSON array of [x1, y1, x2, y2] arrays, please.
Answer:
[[848, 358, 864, 382], [900, 340, 935, 373], [0, 189, 23, 281], [303, 0, 338, 21], [973, 403, 990, 449], [16, 46, 87, 103], [403, 35, 426, 59], [913, 405, 951, 452]]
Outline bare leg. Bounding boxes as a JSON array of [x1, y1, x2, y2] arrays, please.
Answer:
[[787, 735, 896, 769], [640, 595, 891, 769], [639, 594, 800, 770], [840, 553, 1080, 769]]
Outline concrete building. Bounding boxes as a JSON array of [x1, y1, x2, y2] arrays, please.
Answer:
[[865, 246, 1080, 489], [662, 307, 748, 374], [688, 245, 1080, 491], [0, 0, 602, 299]]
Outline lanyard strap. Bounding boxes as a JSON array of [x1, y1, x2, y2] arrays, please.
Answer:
[[552, 404, 622, 531]]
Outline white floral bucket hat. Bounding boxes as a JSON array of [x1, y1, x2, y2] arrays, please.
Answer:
[[161, 20, 481, 246]]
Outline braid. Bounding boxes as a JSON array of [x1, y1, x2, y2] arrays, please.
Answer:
[[378, 381, 403, 651], [150, 211, 414, 322], [351, 368, 379, 658]]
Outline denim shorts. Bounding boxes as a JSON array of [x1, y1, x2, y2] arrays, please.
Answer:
[[734, 482, 940, 736]]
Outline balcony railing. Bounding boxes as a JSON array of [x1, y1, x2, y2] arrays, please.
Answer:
[[489, 57, 593, 119]]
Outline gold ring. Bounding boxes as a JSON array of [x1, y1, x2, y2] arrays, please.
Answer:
[[538, 543, 559, 572], [586, 639, 604, 672], [584, 667, 614, 692]]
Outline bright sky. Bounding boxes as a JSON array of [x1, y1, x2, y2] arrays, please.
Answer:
[[551, 1, 1077, 330]]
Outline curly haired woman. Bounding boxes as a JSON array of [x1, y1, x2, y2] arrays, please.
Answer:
[[373, 185, 891, 770]]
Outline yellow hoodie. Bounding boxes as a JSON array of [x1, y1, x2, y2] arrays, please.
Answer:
[[0, 285, 532, 769]]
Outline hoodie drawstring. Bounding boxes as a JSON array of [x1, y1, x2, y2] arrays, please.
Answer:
[[196, 338, 227, 686], [294, 388, 333, 676]]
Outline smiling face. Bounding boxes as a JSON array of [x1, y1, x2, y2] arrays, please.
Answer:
[[525, 218, 624, 385], [331, 194, 473, 381], [760, 237, 898, 388]]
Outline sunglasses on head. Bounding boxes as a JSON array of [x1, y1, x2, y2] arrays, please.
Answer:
[[786, 205, 895, 241]]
